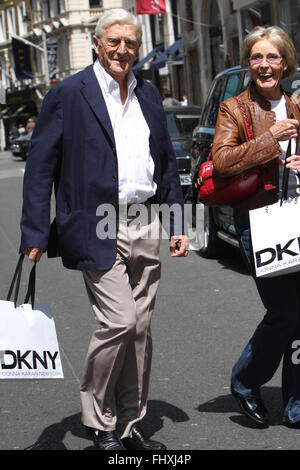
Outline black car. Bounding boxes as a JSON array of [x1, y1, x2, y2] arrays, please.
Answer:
[[192, 66, 300, 258], [164, 105, 201, 200], [10, 132, 32, 161]]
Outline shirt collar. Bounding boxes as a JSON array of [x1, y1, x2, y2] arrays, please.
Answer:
[[94, 59, 137, 99]]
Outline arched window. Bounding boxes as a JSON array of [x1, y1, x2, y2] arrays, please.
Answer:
[[209, 0, 224, 78]]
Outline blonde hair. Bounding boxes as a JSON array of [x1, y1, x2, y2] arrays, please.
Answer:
[[241, 26, 297, 78]]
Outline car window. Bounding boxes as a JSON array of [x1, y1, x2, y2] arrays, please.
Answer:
[[202, 76, 226, 127], [166, 112, 201, 139], [241, 70, 251, 91], [281, 71, 300, 95], [223, 74, 240, 101]]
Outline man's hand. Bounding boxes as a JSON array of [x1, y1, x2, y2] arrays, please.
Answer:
[[22, 247, 44, 262], [169, 235, 190, 257]]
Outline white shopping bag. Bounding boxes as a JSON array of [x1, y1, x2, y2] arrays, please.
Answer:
[[0, 255, 64, 379], [249, 198, 300, 278]]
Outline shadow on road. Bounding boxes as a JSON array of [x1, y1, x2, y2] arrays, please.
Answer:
[[216, 248, 251, 276], [24, 399, 189, 450], [196, 386, 283, 428]]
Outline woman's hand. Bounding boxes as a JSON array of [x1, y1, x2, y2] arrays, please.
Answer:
[[279, 154, 300, 172], [270, 118, 299, 141]]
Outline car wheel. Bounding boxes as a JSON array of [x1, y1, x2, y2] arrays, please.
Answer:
[[196, 201, 227, 258]]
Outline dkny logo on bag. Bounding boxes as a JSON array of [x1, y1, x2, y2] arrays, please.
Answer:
[[255, 237, 300, 269], [0, 350, 59, 370]]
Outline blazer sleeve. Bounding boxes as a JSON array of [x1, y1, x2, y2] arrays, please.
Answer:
[[20, 86, 63, 252]]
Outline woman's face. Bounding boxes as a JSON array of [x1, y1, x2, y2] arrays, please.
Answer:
[[249, 39, 287, 100]]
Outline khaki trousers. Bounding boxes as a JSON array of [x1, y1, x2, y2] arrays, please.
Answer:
[[80, 206, 161, 438]]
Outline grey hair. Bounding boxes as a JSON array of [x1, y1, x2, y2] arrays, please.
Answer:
[[95, 8, 142, 41]]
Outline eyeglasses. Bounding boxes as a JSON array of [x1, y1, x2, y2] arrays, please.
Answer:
[[249, 54, 283, 65], [102, 36, 140, 50]]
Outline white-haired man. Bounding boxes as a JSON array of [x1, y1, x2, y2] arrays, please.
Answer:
[[20, 8, 189, 450]]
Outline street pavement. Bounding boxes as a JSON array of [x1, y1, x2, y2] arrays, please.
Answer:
[[0, 150, 299, 453]]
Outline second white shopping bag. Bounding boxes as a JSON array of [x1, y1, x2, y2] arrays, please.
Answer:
[[249, 198, 300, 278]]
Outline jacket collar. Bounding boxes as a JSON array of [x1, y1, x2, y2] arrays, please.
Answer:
[[247, 81, 296, 114], [80, 64, 157, 146]]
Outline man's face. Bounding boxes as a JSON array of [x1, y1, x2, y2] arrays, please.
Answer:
[[93, 23, 140, 82]]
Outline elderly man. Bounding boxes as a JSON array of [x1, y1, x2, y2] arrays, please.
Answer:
[[20, 9, 189, 450]]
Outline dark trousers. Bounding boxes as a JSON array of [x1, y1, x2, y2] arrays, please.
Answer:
[[231, 211, 300, 423]]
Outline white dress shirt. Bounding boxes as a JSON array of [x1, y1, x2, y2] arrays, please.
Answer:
[[93, 60, 157, 204]]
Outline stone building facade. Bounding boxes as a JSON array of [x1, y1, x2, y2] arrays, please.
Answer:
[[178, 0, 300, 106]]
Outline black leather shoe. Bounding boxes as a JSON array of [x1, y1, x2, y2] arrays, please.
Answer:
[[231, 385, 269, 426], [86, 427, 125, 450], [283, 420, 300, 429], [121, 424, 167, 450]]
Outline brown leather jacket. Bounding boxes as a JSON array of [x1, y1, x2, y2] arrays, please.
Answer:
[[212, 83, 300, 211]]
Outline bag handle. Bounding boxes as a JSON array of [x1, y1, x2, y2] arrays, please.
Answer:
[[6, 254, 37, 309], [6, 253, 25, 307], [24, 260, 37, 309], [280, 139, 292, 206]]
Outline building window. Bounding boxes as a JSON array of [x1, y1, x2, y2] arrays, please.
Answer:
[[42, 0, 51, 19], [185, 0, 194, 32], [7, 7, 16, 36], [241, 1, 272, 36], [89, 0, 103, 8], [278, 0, 300, 63], [0, 12, 6, 42], [209, 0, 224, 78], [171, 0, 180, 37], [17, 2, 28, 35]]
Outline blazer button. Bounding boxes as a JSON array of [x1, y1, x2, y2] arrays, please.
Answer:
[[112, 176, 117, 182]]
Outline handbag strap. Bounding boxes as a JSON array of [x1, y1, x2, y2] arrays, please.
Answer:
[[235, 98, 253, 140], [235, 97, 276, 191], [6, 254, 37, 309]]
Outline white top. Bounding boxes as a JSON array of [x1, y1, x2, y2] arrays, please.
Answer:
[[93, 60, 157, 205], [268, 95, 300, 198]]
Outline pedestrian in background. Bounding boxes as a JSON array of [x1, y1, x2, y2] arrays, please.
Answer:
[[25, 118, 35, 134], [17, 123, 26, 136], [162, 89, 181, 107], [212, 26, 300, 428], [20, 8, 189, 450]]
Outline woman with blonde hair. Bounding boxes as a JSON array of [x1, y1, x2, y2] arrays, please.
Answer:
[[212, 26, 300, 428]]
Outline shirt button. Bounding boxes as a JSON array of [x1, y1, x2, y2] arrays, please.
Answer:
[[112, 176, 117, 182]]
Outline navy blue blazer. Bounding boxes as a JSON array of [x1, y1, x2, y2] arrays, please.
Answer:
[[20, 64, 184, 270]]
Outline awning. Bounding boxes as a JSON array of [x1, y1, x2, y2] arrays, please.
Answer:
[[150, 38, 182, 70], [132, 43, 164, 71], [11, 104, 27, 117], [0, 106, 12, 118]]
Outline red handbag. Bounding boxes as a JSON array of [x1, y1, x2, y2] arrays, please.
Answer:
[[195, 98, 276, 207]]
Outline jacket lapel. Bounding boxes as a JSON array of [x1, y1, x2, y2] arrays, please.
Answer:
[[80, 65, 115, 147]]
